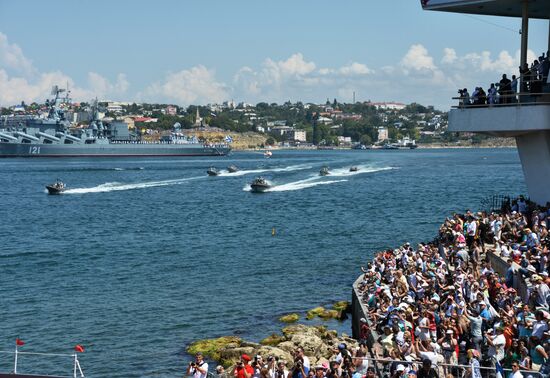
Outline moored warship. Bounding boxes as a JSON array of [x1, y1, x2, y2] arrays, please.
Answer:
[[0, 87, 231, 157]]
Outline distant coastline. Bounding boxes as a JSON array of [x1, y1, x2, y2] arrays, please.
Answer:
[[234, 139, 517, 151]]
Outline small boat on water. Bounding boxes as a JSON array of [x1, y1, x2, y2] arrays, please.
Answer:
[[250, 177, 271, 193], [319, 166, 330, 176], [227, 164, 238, 173], [207, 167, 220, 176], [264, 150, 273, 158], [349, 166, 358, 172], [46, 180, 65, 195]]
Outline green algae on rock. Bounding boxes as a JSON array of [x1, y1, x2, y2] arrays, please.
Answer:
[[260, 333, 285, 346], [187, 336, 242, 362], [279, 313, 300, 323], [331, 301, 351, 312], [306, 306, 326, 320]]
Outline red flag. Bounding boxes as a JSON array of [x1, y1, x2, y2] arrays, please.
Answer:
[[74, 345, 84, 353], [15, 338, 25, 346]]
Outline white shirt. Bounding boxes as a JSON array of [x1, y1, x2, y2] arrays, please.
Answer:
[[491, 334, 506, 362], [191, 362, 209, 378], [532, 320, 549, 339], [467, 221, 477, 236], [509, 371, 523, 378], [302, 356, 310, 370]]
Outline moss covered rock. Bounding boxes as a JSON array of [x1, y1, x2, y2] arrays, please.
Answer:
[[260, 333, 286, 346], [332, 301, 351, 313], [319, 309, 339, 320], [279, 313, 300, 323], [306, 306, 326, 320], [187, 336, 242, 362]]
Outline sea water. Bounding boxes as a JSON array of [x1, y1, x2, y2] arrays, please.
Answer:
[[0, 148, 526, 377]]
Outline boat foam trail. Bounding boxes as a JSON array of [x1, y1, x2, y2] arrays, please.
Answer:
[[242, 165, 395, 192], [243, 176, 347, 192], [64, 176, 204, 194], [267, 179, 348, 192], [219, 164, 312, 177], [327, 165, 395, 177]]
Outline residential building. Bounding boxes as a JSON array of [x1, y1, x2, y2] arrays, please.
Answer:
[[377, 127, 389, 142], [337, 136, 352, 145], [165, 105, 177, 116], [290, 130, 306, 142], [371, 102, 407, 111]]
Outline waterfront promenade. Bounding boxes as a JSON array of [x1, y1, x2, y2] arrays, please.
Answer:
[[352, 197, 550, 377]]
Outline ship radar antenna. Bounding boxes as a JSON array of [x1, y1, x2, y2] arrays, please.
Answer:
[[65, 81, 71, 104]]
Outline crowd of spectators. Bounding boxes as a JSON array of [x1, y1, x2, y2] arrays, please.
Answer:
[[458, 52, 550, 107], [355, 196, 550, 377]]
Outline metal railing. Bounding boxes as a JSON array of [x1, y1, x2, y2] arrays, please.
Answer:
[[452, 91, 550, 109], [477, 194, 527, 213], [355, 355, 545, 378], [0, 349, 84, 378]]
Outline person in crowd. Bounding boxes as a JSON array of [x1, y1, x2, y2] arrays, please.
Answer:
[[233, 354, 254, 378], [509, 361, 524, 378], [356, 196, 550, 378], [487, 83, 497, 105], [416, 359, 438, 378], [216, 365, 228, 378], [269, 360, 288, 378], [499, 74, 512, 104], [511, 74, 519, 102], [187, 352, 209, 378]]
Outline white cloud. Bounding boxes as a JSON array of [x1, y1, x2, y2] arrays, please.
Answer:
[[339, 62, 373, 76], [441, 48, 457, 64], [141, 65, 228, 105], [265, 53, 316, 77], [0, 32, 35, 76], [0, 33, 129, 106], [401, 44, 437, 71], [88, 72, 129, 99], [1, 31, 542, 111], [463, 50, 515, 72]]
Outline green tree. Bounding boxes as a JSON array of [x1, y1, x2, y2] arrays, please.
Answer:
[[360, 134, 372, 145]]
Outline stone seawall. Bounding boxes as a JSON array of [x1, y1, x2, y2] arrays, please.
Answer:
[[351, 275, 377, 349]]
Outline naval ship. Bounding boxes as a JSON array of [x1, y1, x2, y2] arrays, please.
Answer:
[[0, 87, 231, 157]]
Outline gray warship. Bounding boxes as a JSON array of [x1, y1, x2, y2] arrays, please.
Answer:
[[0, 87, 231, 157]]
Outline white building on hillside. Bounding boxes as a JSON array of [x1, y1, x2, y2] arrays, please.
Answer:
[[377, 127, 389, 142]]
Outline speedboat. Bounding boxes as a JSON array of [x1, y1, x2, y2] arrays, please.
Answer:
[[319, 166, 330, 176], [46, 180, 65, 195], [250, 177, 271, 193], [227, 164, 238, 173], [264, 150, 272, 158], [207, 167, 219, 176], [349, 166, 358, 172]]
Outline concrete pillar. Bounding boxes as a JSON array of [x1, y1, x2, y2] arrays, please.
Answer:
[[515, 130, 550, 205], [521, 0, 529, 68]]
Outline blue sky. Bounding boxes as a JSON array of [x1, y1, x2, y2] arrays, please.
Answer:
[[0, 0, 548, 110]]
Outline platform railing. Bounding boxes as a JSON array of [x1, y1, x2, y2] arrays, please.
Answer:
[[355, 355, 545, 378], [0, 349, 84, 378], [451, 90, 550, 109]]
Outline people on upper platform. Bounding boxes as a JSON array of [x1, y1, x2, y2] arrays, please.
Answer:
[[457, 51, 549, 107]]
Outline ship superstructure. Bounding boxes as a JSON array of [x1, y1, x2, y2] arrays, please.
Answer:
[[0, 88, 230, 157]]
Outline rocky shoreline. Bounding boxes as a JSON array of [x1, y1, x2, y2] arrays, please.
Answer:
[[187, 302, 353, 368], [188, 324, 359, 369]]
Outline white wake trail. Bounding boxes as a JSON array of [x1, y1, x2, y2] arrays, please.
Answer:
[[64, 176, 204, 194], [218, 164, 312, 177]]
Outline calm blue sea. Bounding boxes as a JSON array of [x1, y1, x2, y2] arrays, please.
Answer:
[[0, 148, 526, 377]]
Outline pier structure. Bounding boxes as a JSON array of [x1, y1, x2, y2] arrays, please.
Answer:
[[422, 0, 550, 204]]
